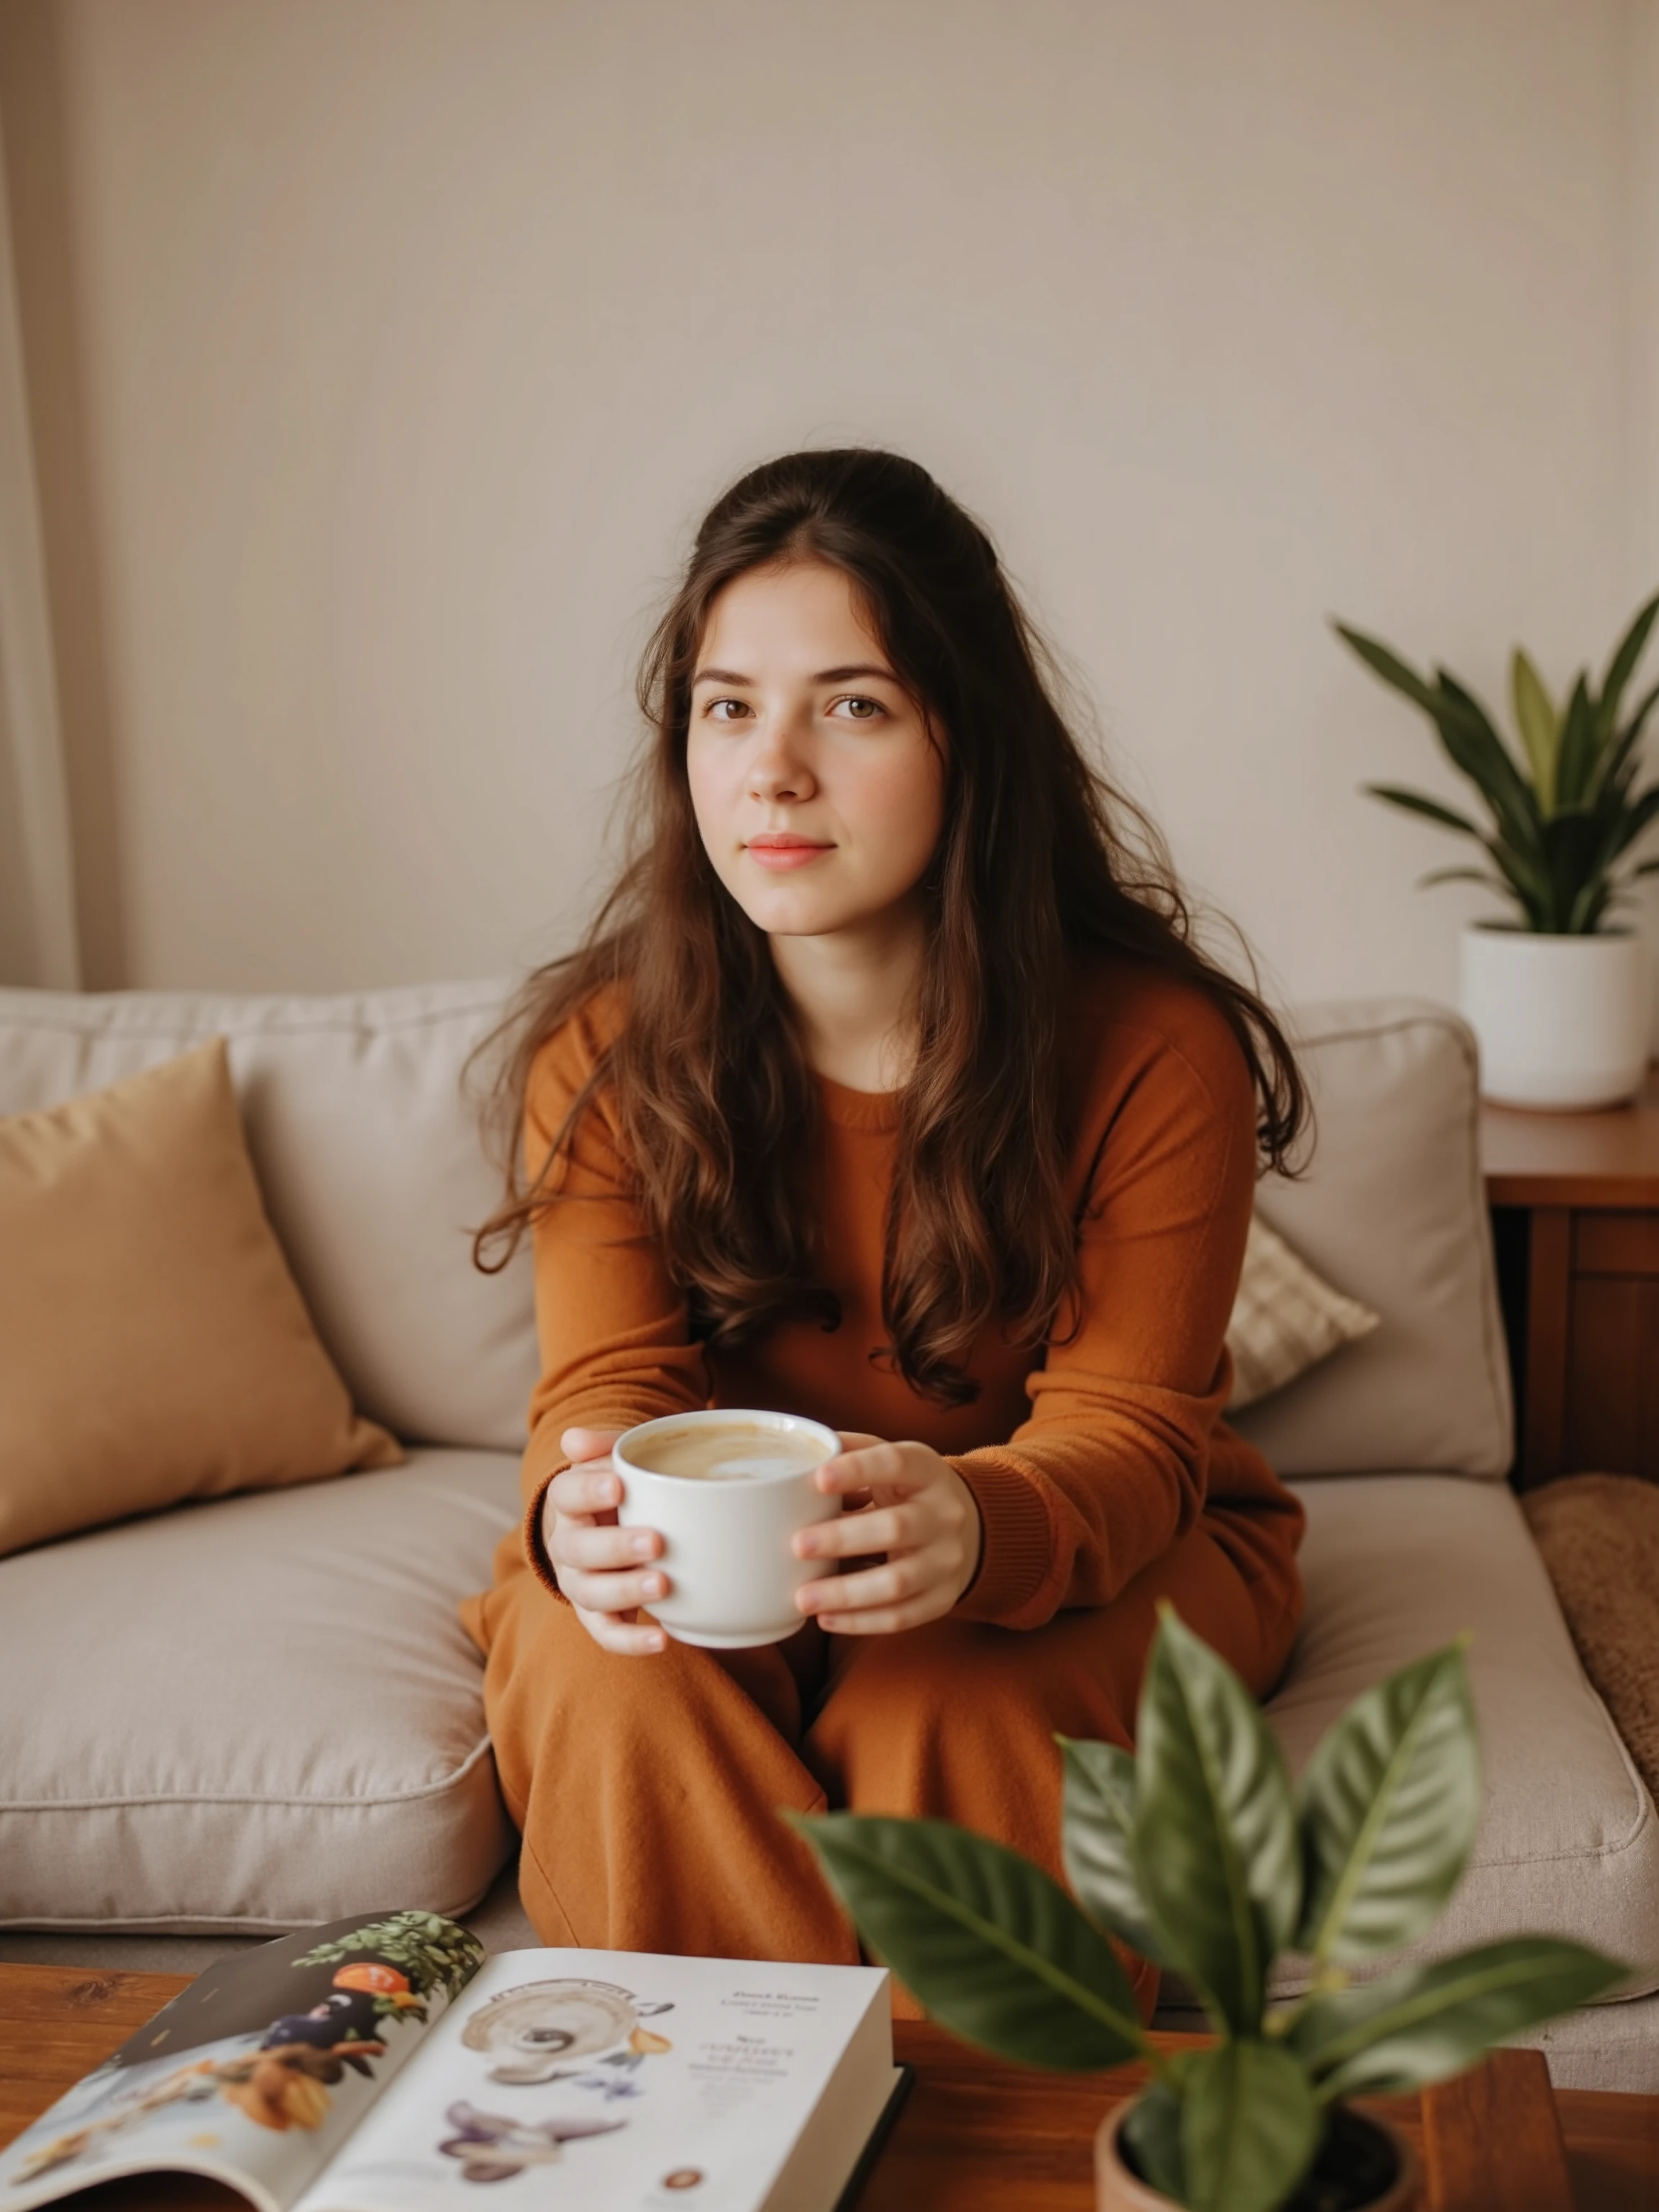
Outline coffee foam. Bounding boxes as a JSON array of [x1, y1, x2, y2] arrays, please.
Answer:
[[627, 1421, 828, 1482]]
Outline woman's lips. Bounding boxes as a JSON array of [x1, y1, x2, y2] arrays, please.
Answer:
[[745, 838, 834, 871]]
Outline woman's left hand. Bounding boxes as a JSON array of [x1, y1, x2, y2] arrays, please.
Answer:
[[793, 1433, 984, 1634]]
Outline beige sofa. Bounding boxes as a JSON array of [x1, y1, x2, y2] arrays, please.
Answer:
[[1, 984, 1655, 2090]]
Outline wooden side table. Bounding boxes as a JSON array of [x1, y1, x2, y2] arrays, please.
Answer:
[[1483, 1066, 1659, 1487]]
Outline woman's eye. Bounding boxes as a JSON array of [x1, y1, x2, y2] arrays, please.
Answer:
[[833, 696, 885, 721], [705, 698, 750, 721]]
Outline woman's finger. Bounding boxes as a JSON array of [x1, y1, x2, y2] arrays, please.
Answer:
[[574, 1604, 667, 1657], [549, 1462, 624, 1519], [816, 1584, 956, 1635], [796, 1539, 956, 1618], [562, 1426, 625, 1462], [554, 1521, 663, 1573], [793, 1503, 917, 1560], [815, 1441, 914, 1495], [562, 1563, 671, 1615]]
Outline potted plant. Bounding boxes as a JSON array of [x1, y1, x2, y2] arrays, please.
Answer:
[[791, 1610, 1627, 2212], [1334, 593, 1659, 1108]]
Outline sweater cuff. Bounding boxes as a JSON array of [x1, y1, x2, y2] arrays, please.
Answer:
[[521, 1470, 570, 1601], [949, 1452, 1056, 1624]]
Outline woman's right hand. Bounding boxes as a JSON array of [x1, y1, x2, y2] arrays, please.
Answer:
[[542, 1427, 668, 1655]]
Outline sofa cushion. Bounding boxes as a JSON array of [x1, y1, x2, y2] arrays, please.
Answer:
[[0, 1449, 521, 1932], [1234, 1002, 1512, 1478], [0, 1040, 400, 1557], [0, 985, 538, 1453], [1268, 1475, 1659, 1998], [1224, 1212, 1379, 1411]]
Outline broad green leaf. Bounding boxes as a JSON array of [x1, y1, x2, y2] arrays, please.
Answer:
[[1296, 1642, 1480, 1965], [1417, 868, 1508, 896], [1331, 623, 1444, 717], [1363, 783, 1483, 837], [1609, 782, 1659, 860], [789, 1812, 1146, 2071], [1541, 807, 1606, 933], [1133, 1609, 1300, 2033], [1120, 2077, 1187, 2203], [1288, 1938, 1629, 2100], [1597, 590, 1659, 742], [1511, 649, 1560, 812], [1182, 2041, 1321, 2212], [1555, 675, 1599, 809], [1587, 679, 1659, 805], [1059, 1737, 1169, 1965], [1431, 672, 1545, 862]]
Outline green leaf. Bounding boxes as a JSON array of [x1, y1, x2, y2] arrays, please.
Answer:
[[1297, 1642, 1480, 1966], [1586, 678, 1659, 806], [1288, 1938, 1629, 2100], [1182, 2041, 1321, 2212], [1120, 2077, 1188, 2203], [1597, 590, 1659, 742], [1511, 649, 1560, 813], [1059, 1737, 1169, 1966], [1133, 1609, 1300, 2034], [1431, 672, 1545, 862], [1609, 782, 1659, 860], [789, 1812, 1146, 2070], [1363, 783, 1483, 837], [1555, 675, 1600, 809], [1416, 867, 1510, 896], [1332, 623, 1444, 717]]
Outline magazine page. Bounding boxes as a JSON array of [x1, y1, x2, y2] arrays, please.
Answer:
[[296, 1948, 894, 2212], [0, 1912, 486, 2212]]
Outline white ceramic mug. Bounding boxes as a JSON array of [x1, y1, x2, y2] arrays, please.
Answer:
[[611, 1408, 842, 1647]]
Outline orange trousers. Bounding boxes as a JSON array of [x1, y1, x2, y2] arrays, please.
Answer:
[[465, 1519, 1298, 2021]]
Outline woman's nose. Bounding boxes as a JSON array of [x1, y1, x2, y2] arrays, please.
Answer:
[[747, 720, 816, 803]]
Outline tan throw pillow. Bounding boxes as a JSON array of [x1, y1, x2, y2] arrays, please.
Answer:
[[0, 1038, 401, 1557], [1226, 1212, 1380, 1412]]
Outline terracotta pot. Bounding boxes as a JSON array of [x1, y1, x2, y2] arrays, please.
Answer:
[[1094, 2097, 1418, 2212]]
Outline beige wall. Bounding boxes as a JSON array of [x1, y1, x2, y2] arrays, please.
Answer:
[[0, 0, 1653, 1005]]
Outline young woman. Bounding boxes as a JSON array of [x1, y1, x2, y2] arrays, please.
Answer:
[[461, 448, 1308, 2018]]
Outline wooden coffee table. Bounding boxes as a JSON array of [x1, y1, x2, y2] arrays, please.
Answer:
[[1, 1966, 1655, 2210]]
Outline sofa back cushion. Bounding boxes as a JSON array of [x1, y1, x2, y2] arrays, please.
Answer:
[[0, 986, 1511, 1475], [1232, 1000, 1512, 1478], [0, 984, 537, 1453]]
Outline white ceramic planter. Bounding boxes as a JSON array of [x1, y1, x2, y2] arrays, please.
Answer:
[[1460, 926, 1651, 1110]]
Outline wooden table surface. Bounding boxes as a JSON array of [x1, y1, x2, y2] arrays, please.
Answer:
[[1482, 1064, 1659, 1209], [3, 1966, 1658, 2211]]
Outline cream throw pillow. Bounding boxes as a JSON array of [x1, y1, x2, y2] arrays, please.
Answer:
[[0, 1038, 401, 1557], [1226, 1213, 1380, 1412]]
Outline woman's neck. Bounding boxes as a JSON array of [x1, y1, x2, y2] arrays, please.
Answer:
[[770, 903, 927, 1094]]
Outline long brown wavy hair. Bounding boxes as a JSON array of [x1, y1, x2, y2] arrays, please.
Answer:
[[474, 447, 1308, 1406]]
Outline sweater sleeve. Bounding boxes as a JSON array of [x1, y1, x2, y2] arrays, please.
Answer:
[[513, 1001, 712, 1590], [948, 995, 1257, 1631]]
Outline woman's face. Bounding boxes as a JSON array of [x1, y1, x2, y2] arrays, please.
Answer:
[[685, 561, 945, 943]]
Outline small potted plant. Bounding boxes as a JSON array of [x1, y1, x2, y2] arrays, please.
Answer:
[[1334, 592, 1659, 1108], [792, 1610, 1627, 2212]]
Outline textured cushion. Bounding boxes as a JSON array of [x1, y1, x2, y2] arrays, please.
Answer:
[[1267, 1476, 1659, 1999], [1233, 1002, 1513, 1478], [1225, 1213, 1379, 1411], [1523, 1476, 1659, 1808], [0, 1449, 521, 1931], [0, 985, 539, 1453], [0, 1041, 399, 1557]]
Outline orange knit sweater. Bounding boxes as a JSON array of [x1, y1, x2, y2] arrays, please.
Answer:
[[509, 953, 1304, 1635]]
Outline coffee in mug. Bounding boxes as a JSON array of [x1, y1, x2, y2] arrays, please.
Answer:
[[611, 1409, 841, 1647]]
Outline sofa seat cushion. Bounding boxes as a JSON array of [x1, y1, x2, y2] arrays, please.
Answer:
[[0, 1449, 522, 1933], [1269, 1475, 1659, 1998]]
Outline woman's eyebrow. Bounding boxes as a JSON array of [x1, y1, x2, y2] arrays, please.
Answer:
[[691, 662, 899, 686]]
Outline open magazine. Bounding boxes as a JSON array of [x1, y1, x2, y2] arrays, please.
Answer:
[[1, 1912, 907, 2212]]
